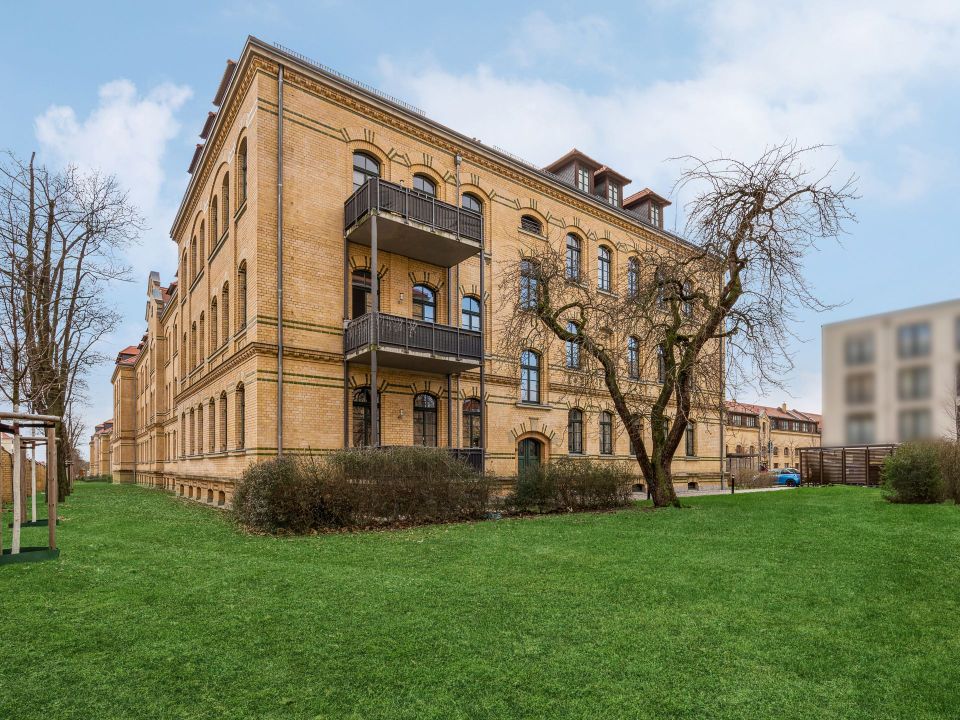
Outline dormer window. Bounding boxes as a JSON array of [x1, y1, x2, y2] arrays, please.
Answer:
[[607, 183, 620, 207], [576, 167, 590, 193], [650, 204, 662, 227]]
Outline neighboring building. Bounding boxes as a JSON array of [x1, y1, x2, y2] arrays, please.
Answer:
[[88, 420, 114, 477], [724, 401, 822, 471], [2, 432, 50, 503], [822, 298, 960, 446], [106, 37, 724, 505]]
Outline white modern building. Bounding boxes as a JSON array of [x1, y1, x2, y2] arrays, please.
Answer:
[[822, 298, 960, 446]]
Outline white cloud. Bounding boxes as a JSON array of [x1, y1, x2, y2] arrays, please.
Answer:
[[504, 11, 614, 73], [380, 1, 960, 201]]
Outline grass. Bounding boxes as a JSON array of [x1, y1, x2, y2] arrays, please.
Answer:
[[1, 483, 959, 719]]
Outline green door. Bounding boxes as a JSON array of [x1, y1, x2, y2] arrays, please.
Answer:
[[518, 438, 542, 476]]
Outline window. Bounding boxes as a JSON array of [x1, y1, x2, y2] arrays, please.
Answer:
[[520, 350, 540, 404], [196, 404, 203, 455], [413, 284, 436, 323], [899, 409, 931, 442], [657, 345, 666, 384], [221, 174, 229, 235], [685, 423, 696, 457], [627, 257, 639, 298], [189, 409, 195, 455], [576, 167, 590, 193], [655, 267, 667, 309], [181, 332, 187, 378], [198, 312, 205, 363], [681, 281, 693, 317], [190, 322, 197, 369], [190, 237, 197, 281], [898, 322, 931, 358], [568, 409, 583, 454], [846, 413, 875, 444], [208, 398, 216, 453], [462, 193, 482, 214], [845, 373, 874, 404], [520, 215, 542, 235], [353, 152, 380, 190], [607, 183, 620, 206], [352, 270, 373, 319], [463, 398, 481, 448], [413, 173, 436, 196], [210, 199, 218, 251], [600, 411, 613, 455], [237, 261, 247, 328], [650, 204, 662, 227], [898, 366, 931, 400], [552, 321, 576, 371], [565, 233, 581, 280], [221, 283, 230, 344], [598, 246, 611, 292], [219, 392, 227, 452], [210, 297, 218, 350], [237, 139, 247, 204], [626, 336, 641, 379], [845, 333, 874, 365], [413, 393, 438, 446], [235, 383, 245, 449], [180, 413, 186, 457], [352, 388, 375, 447], [520, 260, 539, 311], [461, 296, 481, 331]]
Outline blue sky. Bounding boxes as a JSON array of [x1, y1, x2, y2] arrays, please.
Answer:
[[3, 1, 959, 448]]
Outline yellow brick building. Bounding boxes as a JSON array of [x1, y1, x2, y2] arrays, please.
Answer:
[[724, 402, 822, 472], [101, 38, 725, 504]]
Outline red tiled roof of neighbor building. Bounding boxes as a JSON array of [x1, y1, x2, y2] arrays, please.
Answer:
[[116, 345, 140, 365], [726, 400, 821, 426], [624, 188, 672, 208]]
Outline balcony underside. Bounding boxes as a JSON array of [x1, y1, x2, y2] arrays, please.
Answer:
[[346, 345, 481, 375], [345, 213, 481, 268]]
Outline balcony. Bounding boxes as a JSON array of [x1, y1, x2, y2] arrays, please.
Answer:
[[344, 178, 483, 267], [344, 312, 482, 374]]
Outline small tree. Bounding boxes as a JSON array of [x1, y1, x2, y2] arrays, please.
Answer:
[[500, 143, 855, 507]]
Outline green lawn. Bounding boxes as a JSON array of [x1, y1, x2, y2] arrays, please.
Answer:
[[2, 483, 959, 719]]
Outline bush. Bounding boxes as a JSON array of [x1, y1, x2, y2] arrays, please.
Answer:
[[233, 447, 491, 533], [881, 443, 945, 504], [732, 467, 767, 489], [935, 440, 960, 504], [505, 458, 632, 513]]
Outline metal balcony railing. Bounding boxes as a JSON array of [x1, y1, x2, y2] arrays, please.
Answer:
[[344, 177, 483, 243], [344, 312, 482, 361]]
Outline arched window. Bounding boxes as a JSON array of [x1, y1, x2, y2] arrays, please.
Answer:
[[627, 257, 640, 298], [685, 423, 696, 456], [520, 214, 542, 235], [520, 350, 540, 404], [736, 444, 743, 454], [749, 445, 756, 455], [657, 345, 666, 384], [352, 387, 376, 447], [413, 174, 436, 196], [351, 269, 373, 318], [600, 411, 613, 455], [461, 193, 482, 213], [628, 336, 640, 379], [221, 174, 229, 232], [197, 405, 203, 454], [598, 245, 612, 292], [221, 283, 230, 344], [565, 233, 581, 280], [413, 284, 436, 323], [565, 321, 580, 369], [190, 237, 197, 281], [210, 297, 218, 351], [568, 409, 583, 454], [682, 280, 693, 317], [208, 398, 216, 453], [180, 413, 186, 457], [190, 323, 197, 369], [181, 332, 187, 378], [520, 259, 539, 310], [413, 393, 438, 446], [189, 409, 195, 455], [219, 391, 227, 452], [237, 138, 248, 204], [198, 312, 205, 365], [461, 295, 480, 331], [238, 261, 248, 328], [235, 383, 246, 450], [463, 398, 481, 448], [353, 152, 380, 190]]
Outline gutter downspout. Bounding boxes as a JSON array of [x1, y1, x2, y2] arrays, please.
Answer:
[[276, 64, 285, 456]]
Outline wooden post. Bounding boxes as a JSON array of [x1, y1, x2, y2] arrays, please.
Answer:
[[31, 443, 37, 523], [46, 426, 58, 551], [12, 423, 22, 554]]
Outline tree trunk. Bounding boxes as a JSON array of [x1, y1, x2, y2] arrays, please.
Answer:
[[650, 460, 680, 508]]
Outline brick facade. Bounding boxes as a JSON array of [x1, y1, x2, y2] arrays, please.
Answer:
[[101, 38, 726, 506]]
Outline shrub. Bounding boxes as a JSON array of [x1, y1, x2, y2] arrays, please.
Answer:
[[505, 458, 632, 513], [732, 466, 767, 489], [232, 456, 324, 533], [881, 443, 945, 504], [934, 440, 960, 504]]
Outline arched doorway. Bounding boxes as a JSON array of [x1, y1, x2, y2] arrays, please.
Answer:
[[517, 437, 542, 476]]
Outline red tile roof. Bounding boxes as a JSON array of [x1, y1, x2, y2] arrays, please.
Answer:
[[624, 188, 672, 208]]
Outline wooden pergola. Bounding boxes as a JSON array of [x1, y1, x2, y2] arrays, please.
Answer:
[[0, 411, 61, 564]]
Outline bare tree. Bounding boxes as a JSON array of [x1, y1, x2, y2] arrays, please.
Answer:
[[0, 152, 143, 498], [499, 143, 856, 507]]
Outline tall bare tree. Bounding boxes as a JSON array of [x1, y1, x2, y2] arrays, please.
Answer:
[[0, 152, 143, 499], [500, 143, 856, 507]]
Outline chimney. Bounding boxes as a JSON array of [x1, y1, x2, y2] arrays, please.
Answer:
[[780, 402, 788, 412]]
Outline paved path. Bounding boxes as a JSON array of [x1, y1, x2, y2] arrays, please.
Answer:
[[632, 485, 794, 501]]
